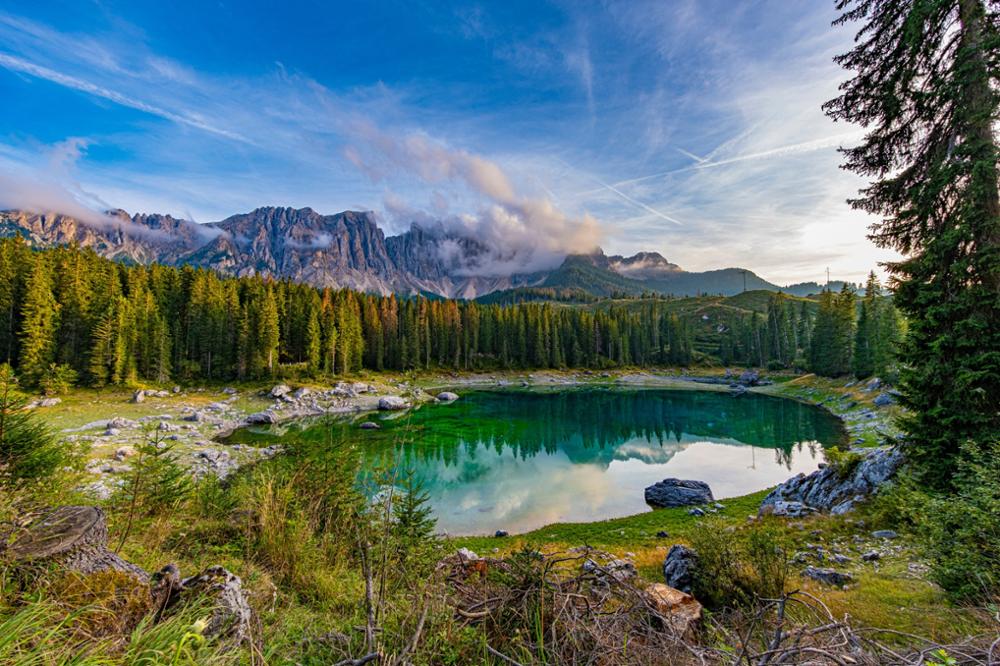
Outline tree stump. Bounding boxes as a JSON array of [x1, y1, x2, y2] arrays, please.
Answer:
[[4, 506, 149, 582]]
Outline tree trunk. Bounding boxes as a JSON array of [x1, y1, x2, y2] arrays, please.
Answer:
[[4, 505, 149, 582]]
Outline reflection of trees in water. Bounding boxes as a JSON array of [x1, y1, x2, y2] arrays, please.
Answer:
[[344, 389, 843, 471]]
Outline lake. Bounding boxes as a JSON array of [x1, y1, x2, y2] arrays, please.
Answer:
[[226, 387, 845, 535]]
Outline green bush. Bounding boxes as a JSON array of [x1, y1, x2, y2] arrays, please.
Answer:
[[39, 363, 78, 396], [688, 520, 789, 609], [0, 363, 70, 485], [920, 441, 1000, 601], [824, 447, 864, 479]]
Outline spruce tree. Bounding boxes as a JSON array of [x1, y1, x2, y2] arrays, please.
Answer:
[[18, 257, 60, 386], [826, 0, 1000, 482]]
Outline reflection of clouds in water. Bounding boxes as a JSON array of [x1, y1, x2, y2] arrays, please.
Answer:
[[426, 446, 615, 535], [423, 439, 825, 536]]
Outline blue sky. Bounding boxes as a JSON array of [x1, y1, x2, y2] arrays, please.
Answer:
[[0, 0, 896, 283]]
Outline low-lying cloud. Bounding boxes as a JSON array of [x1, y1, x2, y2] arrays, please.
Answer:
[[349, 124, 602, 276]]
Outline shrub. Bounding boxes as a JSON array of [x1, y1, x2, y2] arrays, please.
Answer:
[[688, 520, 789, 609], [824, 447, 864, 479], [919, 441, 1000, 601], [40, 363, 78, 396], [0, 363, 69, 485]]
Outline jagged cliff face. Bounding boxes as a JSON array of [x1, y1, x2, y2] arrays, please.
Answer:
[[192, 208, 402, 293], [0, 205, 786, 298], [0, 206, 547, 297]]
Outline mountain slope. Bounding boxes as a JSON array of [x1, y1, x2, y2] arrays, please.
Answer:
[[0, 206, 849, 300]]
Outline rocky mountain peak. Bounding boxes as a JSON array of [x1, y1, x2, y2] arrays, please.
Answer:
[[608, 251, 682, 279]]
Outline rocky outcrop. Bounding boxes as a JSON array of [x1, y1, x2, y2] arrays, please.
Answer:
[[645, 479, 713, 508], [760, 447, 903, 516], [662, 545, 698, 594]]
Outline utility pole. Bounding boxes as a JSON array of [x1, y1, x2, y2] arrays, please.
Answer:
[[826, 267, 830, 287]]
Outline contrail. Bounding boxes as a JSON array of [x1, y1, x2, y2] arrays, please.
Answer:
[[610, 131, 863, 189], [0, 52, 252, 144], [556, 157, 684, 226], [676, 147, 707, 164]]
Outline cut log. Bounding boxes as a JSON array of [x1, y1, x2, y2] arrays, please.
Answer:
[[5, 506, 149, 583]]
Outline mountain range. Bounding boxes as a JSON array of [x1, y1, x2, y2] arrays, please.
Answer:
[[0, 206, 844, 299]]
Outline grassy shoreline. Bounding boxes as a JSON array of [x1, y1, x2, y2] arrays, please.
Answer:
[[10, 368, 990, 659]]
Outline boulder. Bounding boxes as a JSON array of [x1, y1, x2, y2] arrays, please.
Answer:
[[871, 529, 898, 539], [131, 389, 145, 404], [359, 421, 381, 430], [803, 566, 853, 587], [759, 447, 903, 516], [436, 391, 460, 402], [378, 396, 408, 411], [662, 544, 698, 594], [864, 377, 882, 392], [873, 392, 895, 407], [3, 506, 148, 582], [645, 479, 714, 508], [268, 384, 291, 399], [246, 411, 278, 425], [292, 387, 311, 399], [38, 397, 62, 407], [645, 583, 703, 638], [113, 446, 135, 461], [738, 369, 761, 386]]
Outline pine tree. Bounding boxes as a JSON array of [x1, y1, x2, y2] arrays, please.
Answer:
[[0, 363, 66, 484], [853, 272, 880, 378], [17, 257, 60, 386], [259, 287, 281, 376], [825, 0, 1000, 482]]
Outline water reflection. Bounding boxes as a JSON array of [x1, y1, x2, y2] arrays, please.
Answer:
[[228, 388, 845, 535]]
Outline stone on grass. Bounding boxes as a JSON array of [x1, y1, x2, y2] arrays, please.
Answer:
[[803, 566, 853, 587], [268, 384, 291, 399], [873, 393, 895, 407], [872, 529, 898, 539], [662, 544, 698, 594], [645, 478, 713, 508]]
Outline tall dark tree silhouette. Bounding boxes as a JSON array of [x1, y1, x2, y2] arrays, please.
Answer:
[[825, 0, 1000, 484]]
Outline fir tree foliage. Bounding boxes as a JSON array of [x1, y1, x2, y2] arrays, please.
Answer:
[[825, 0, 1000, 481]]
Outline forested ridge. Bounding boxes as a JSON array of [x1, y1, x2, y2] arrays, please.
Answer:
[[0, 237, 899, 388]]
